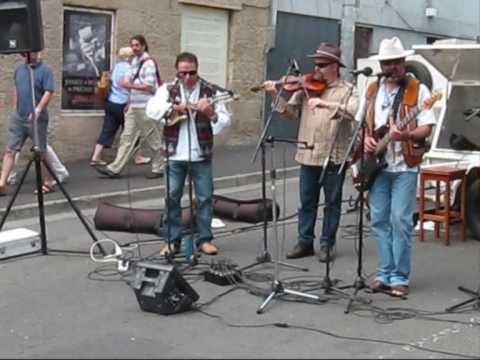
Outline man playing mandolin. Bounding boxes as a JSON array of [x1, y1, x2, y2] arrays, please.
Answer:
[[146, 52, 231, 256], [263, 43, 358, 263], [355, 37, 437, 298]]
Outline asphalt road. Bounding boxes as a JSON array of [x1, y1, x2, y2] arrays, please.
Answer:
[[0, 178, 479, 358]]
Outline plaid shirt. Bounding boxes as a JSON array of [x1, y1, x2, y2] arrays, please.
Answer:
[[163, 81, 215, 159]]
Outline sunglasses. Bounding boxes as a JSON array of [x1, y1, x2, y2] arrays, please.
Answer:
[[314, 62, 333, 69], [177, 70, 198, 77], [380, 58, 404, 66]]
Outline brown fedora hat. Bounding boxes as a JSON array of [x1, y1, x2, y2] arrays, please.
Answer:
[[307, 42, 345, 67]]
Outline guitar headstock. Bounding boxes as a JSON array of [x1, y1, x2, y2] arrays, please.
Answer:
[[423, 90, 442, 110]]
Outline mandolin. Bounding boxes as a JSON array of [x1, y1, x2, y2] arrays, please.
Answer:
[[166, 92, 238, 127]]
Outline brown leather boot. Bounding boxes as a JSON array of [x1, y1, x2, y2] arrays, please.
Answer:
[[198, 242, 218, 255], [286, 244, 314, 259]]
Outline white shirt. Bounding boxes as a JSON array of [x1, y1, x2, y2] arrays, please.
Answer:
[[355, 77, 436, 172], [146, 80, 232, 161]]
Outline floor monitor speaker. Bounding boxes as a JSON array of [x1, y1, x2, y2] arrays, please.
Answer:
[[0, 0, 44, 54], [129, 262, 199, 315]]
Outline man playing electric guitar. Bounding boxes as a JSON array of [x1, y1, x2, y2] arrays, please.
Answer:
[[355, 37, 437, 298]]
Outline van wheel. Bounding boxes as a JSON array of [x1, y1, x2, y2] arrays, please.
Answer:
[[406, 60, 433, 90], [466, 178, 480, 240]]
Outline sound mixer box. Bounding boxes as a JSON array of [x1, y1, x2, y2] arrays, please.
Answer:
[[0, 228, 40, 259]]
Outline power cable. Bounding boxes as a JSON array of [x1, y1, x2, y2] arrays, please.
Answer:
[[193, 307, 478, 359]]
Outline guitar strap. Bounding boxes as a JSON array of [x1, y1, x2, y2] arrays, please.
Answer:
[[390, 79, 406, 127], [132, 57, 162, 87], [388, 80, 406, 162]]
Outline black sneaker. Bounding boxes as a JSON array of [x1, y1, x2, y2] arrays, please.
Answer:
[[95, 166, 119, 178], [286, 244, 314, 259], [318, 245, 336, 263]]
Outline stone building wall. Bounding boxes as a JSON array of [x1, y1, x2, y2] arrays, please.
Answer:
[[0, 0, 271, 162]]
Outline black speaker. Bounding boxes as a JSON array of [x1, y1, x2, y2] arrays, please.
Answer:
[[129, 262, 199, 315], [0, 0, 44, 54]]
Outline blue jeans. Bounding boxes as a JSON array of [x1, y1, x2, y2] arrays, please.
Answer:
[[298, 164, 345, 250], [368, 171, 418, 287], [166, 160, 213, 247]]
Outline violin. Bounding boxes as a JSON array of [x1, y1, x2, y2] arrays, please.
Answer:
[[250, 73, 327, 94]]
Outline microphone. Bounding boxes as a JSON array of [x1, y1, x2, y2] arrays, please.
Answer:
[[349, 66, 373, 77], [374, 70, 393, 78], [165, 76, 181, 119], [289, 57, 301, 74], [167, 76, 180, 100]]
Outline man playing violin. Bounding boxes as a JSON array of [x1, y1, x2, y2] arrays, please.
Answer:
[[355, 37, 436, 298], [146, 52, 231, 256], [263, 43, 358, 262]]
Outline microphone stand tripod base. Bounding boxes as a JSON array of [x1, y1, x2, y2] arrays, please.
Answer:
[[320, 276, 356, 300], [445, 285, 480, 313], [256, 251, 271, 263], [341, 277, 371, 313], [339, 276, 367, 291], [240, 250, 309, 273], [257, 280, 325, 314]]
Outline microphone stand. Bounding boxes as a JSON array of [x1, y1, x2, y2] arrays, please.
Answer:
[[241, 60, 308, 273], [162, 80, 196, 267], [337, 73, 378, 314], [257, 136, 327, 314], [162, 85, 174, 265], [315, 83, 356, 300], [183, 83, 198, 266]]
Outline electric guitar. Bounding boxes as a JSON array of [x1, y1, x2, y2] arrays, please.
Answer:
[[166, 92, 238, 127], [353, 90, 442, 191]]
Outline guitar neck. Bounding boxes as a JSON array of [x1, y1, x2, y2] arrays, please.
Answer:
[[374, 107, 420, 155], [187, 94, 231, 107]]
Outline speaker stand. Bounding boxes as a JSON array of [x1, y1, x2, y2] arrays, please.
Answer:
[[0, 149, 106, 257], [0, 58, 106, 259]]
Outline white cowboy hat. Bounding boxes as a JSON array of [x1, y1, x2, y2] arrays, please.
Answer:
[[369, 37, 414, 61]]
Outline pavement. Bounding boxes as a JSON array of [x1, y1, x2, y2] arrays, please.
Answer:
[[0, 143, 479, 358]]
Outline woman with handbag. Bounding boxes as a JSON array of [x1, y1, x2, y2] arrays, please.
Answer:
[[90, 47, 134, 166]]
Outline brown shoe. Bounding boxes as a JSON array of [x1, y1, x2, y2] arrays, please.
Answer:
[[159, 243, 178, 256], [391, 285, 409, 298], [286, 244, 314, 259], [369, 280, 391, 293], [198, 242, 218, 255]]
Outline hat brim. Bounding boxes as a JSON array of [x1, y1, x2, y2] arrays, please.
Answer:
[[369, 50, 414, 61], [306, 54, 346, 67]]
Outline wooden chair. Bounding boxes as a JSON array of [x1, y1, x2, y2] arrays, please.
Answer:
[[418, 166, 467, 246]]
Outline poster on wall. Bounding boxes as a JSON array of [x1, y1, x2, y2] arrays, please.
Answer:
[[62, 9, 112, 110]]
